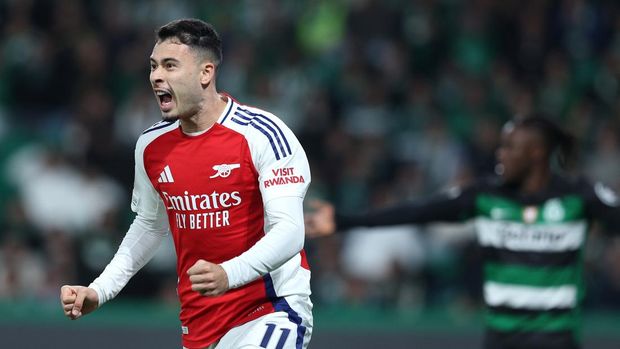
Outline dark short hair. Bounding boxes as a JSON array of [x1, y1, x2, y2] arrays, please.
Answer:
[[156, 18, 222, 66]]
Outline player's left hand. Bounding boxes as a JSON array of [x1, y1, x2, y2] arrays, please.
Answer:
[[187, 259, 229, 296]]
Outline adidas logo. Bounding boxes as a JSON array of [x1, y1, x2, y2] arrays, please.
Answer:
[[158, 165, 175, 183]]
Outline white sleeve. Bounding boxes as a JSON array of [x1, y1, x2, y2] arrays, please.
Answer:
[[220, 117, 310, 288], [220, 196, 304, 288], [89, 140, 170, 305], [89, 216, 168, 304], [253, 116, 311, 202]]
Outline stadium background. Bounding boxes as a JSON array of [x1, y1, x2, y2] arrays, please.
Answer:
[[1, 0, 620, 348]]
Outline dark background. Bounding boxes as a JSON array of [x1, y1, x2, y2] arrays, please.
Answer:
[[1, 0, 619, 347]]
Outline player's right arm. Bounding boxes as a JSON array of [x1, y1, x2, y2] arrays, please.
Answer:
[[305, 184, 478, 238], [60, 285, 99, 320], [60, 137, 169, 319]]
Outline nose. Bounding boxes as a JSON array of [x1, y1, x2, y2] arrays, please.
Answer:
[[150, 67, 164, 85]]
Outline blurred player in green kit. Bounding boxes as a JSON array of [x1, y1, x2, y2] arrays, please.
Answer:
[[306, 115, 620, 349]]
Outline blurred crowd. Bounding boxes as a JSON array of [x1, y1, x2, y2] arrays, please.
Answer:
[[1, 0, 620, 314]]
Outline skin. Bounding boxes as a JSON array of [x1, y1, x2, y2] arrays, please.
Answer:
[[60, 285, 98, 320], [61, 37, 230, 320], [495, 124, 550, 193], [149, 38, 228, 132], [305, 124, 554, 238]]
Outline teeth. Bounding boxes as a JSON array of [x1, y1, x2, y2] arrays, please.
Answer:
[[156, 91, 170, 96]]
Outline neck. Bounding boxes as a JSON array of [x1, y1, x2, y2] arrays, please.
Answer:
[[519, 165, 551, 194], [179, 91, 227, 133]]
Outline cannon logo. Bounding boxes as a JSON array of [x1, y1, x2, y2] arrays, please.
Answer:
[[210, 163, 241, 178]]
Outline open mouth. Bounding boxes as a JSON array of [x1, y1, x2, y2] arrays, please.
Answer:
[[156, 90, 174, 112]]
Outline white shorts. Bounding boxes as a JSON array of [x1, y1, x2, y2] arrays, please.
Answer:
[[184, 302, 313, 349]]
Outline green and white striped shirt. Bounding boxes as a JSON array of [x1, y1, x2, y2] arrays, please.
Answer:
[[337, 175, 620, 345]]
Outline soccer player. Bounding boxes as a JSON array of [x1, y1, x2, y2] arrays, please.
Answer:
[[60, 19, 313, 349], [306, 115, 620, 349]]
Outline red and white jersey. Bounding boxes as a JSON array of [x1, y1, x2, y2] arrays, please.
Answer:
[[133, 96, 312, 348]]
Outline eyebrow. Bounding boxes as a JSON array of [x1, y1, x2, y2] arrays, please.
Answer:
[[150, 57, 181, 64]]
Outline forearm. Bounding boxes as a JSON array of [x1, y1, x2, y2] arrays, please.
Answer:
[[221, 196, 304, 289], [89, 216, 168, 305], [336, 204, 422, 230], [336, 192, 471, 231]]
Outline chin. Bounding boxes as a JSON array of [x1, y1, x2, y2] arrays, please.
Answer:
[[161, 113, 179, 122], [501, 174, 521, 185]]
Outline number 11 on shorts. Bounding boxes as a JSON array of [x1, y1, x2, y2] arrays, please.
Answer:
[[260, 323, 291, 349]]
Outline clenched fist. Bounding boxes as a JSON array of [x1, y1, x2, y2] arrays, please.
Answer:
[[304, 199, 337, 238], [187, 260, 229, 297], [60, 285, 99, 320]]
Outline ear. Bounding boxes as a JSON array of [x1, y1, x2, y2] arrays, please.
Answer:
[[199, 62, 216, 85]]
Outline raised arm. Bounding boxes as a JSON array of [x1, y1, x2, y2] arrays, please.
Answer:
[[306, 185, 477, 238]]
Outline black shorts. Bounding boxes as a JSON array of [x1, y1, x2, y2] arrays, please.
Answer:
[[483, 329, 580, 349]]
